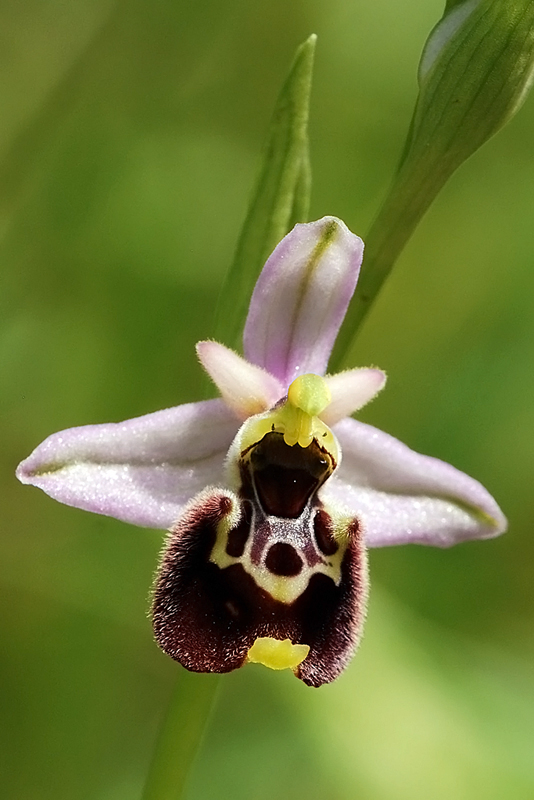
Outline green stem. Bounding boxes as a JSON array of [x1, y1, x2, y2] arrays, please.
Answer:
[[331, 0, 534, 370], [330, 152, 448, 371], [142, 671, 221, 800]]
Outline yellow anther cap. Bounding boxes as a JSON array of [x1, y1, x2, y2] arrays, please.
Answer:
[[287, 374, 331, 416], [281, 374, 332, 448]]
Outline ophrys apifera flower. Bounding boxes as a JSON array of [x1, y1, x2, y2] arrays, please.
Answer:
[[17, 217, 506, 686]]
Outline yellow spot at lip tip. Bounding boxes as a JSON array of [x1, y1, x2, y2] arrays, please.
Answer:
[[246, 637, 310, 671]]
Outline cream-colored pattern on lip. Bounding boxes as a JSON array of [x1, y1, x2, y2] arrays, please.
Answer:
[[210, 500, 351, 605]]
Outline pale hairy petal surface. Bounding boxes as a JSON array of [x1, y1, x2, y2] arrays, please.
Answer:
[[325, 418, 506, 548], [196, 341, 284, 419], [321, 368, 387, 425], [243, 217, 363, 386], [16, 399, 239, 529]]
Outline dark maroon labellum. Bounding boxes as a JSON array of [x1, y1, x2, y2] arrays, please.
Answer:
[[152, 431, 367, 687]]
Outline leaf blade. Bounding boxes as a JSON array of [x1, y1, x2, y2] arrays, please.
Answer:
[[213, 34, 316, 351]]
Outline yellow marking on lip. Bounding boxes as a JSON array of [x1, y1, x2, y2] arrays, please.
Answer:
[[247, 637, 310, 671]]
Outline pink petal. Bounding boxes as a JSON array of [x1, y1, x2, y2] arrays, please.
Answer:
[[196, 341, 284, 419], [243, 217, 363, 386], [321, 368, 387, 425], [324, 418, 507, 548], [16, 399, 239, 529]]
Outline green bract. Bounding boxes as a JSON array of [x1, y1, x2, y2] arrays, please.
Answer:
[[412, 0, 534, 176], [333, 0, 534, 367], [214, 34, 315, 352]]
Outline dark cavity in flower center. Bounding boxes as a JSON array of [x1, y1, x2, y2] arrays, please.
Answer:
[[245, 432, 335, 518]]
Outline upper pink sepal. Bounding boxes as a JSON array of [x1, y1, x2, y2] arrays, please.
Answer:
[[16, 399, 239, 529], [321, 368, 387, 425], [196, 341, 284, 420], [243, 217, 363, 386], [327, 418, 507, 548]]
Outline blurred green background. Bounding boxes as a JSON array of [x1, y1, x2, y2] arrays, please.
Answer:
[[2, 1, 534, 798]]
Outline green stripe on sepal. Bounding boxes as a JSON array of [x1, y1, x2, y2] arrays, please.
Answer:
[[332, 0, 534, 369], [214, 34, 316, 351]]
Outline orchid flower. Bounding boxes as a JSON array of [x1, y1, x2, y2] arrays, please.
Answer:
[[17, 217, 506, 687]]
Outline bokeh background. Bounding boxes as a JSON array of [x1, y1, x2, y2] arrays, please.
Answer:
[[2, 1, 534, 798]]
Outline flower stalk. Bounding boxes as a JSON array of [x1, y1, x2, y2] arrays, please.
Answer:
[[141, 671, 220, 800]]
